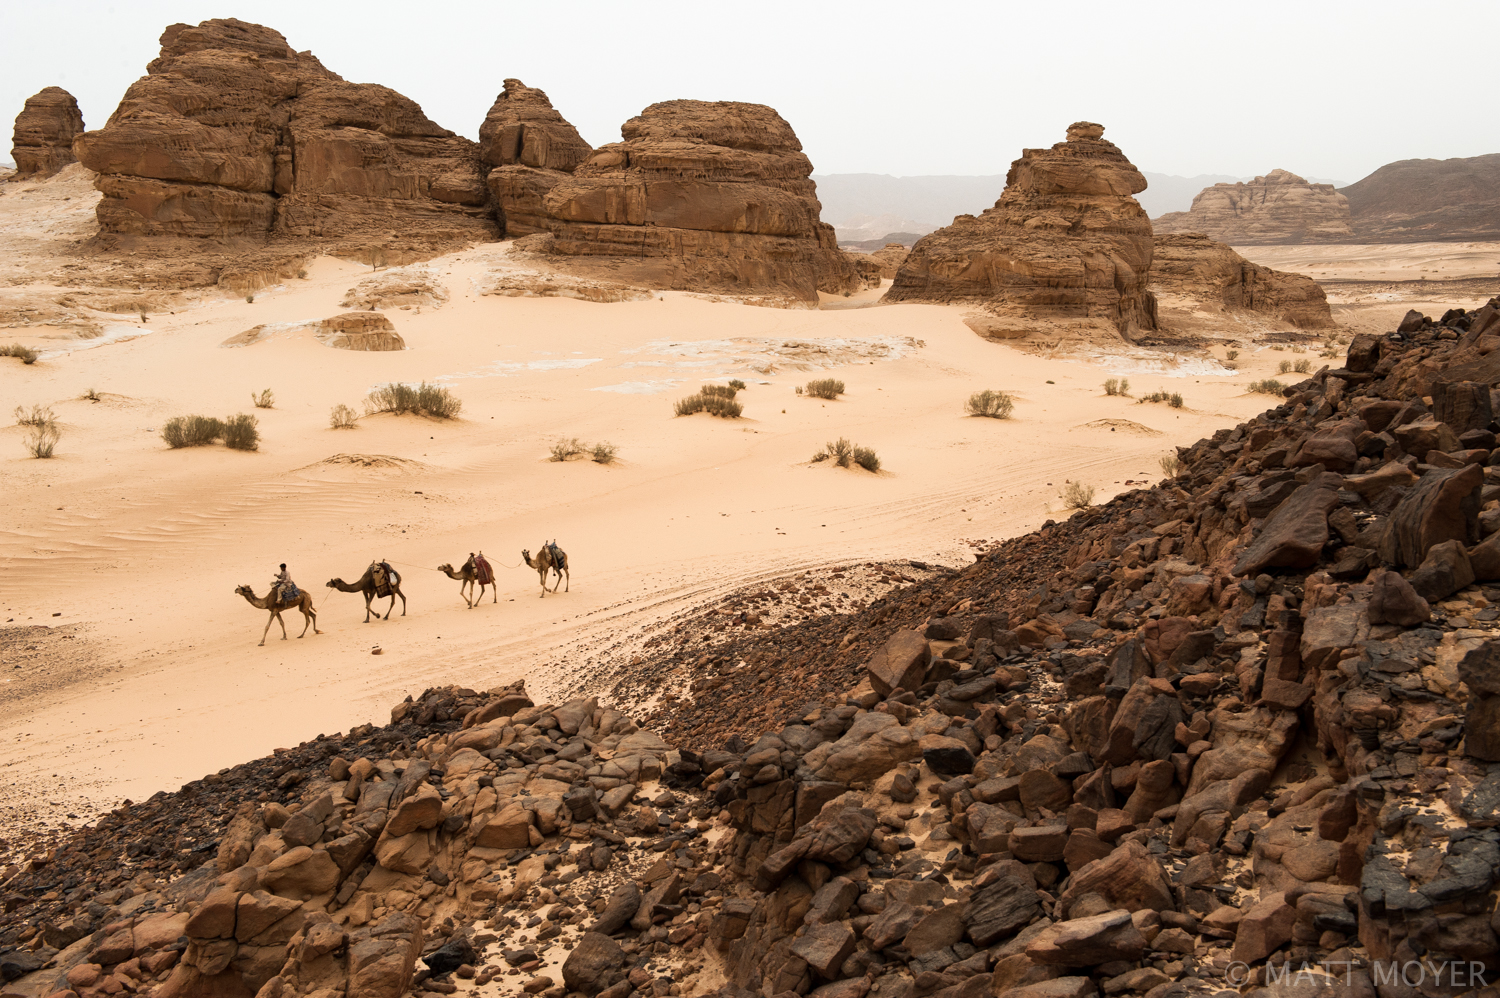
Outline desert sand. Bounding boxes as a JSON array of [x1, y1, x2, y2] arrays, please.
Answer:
[[0, 168, 1309, 840]]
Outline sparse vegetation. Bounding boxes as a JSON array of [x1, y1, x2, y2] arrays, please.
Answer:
[[549, 437, 584, 462], [804, 378, 845, 400], [674, 385, 742, 418], [1294, 358, 1312, 374], [245, 294, 254, 304], [330, 404, 358, 429], [1278, 360, 1293, 374], [252, 388, 275, 409], [1159, 453, 1182, 477], [813, 437, 880, 471], [1137, 389, 1184, 408], [1103, 377, 1131, 397], [852, 445, 880, 472], [220, 413, 260, 451], [24, 423, 59, 459], [1225, 349, 1239, 361], [363, 382, 462, 419], [728, 379, 746, 391], [1, 343, 39, 365], [1063, 481, 1096, 508], [162, 415, 225, 449], [965, 389, 1015, 419], [82, 387, 101, 402], [1248, 379, 1286, 395], [14, 404, 55, 427], [591, 441, 618, 464]]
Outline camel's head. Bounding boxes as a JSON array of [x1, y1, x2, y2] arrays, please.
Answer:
[[235, 585, 253, 597], [521, 549, 531, 566], [326, 579, 340, 588], [437, 563, 453, 574]]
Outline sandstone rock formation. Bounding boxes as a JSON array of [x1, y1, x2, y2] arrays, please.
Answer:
[[1150, 232, 1334, 329], [313, 311, 405, 350], [340, 268, 449, 312], [487, 96, 860, 302], [9, 87, 84, 179], [1341, 152, 1500, 242], [73, 18, 494, 245], [479, 79, 593, 236], [1154, 170, 1353, 244], [885, 123, 1156, 341]]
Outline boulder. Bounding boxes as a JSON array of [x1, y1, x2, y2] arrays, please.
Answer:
[[1229, 893, 1296, 964], [346, 912, 423, 998], [1378, 464, 1483, 568], [561, 932, 624, 996], [1367, 568, 1432, 625], [964, 871, 1042, 945], [1056, 840, 1174, 918], [1153, 170, 1353, 244], [1025, 910, 1146, 966], [1408, 538, 1475, 600], [9, 86, 84, 178], [1232, 480, 1340, 576], [886, 122, 1156, 342], [314, 312, 406, 352], [865, 629, 932, 696], [790, 922, 856, 978]]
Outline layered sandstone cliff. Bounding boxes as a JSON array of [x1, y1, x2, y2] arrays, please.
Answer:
[[488, 97, 859, 302], [480, 79, 593, 236], [73, 18, 494, 244], [1149, 232, 1334, 330], [1154, 169, 1353, 244], [9, 87, 84, 179], [1342, 153, 1500, 242], [884, 122, 1156, 341]]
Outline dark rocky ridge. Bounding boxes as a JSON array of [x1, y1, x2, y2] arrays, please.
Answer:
[[6, 298, 1500, 997]]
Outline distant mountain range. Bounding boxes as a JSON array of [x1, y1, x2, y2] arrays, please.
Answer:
[[816, 171, 1346, 244]]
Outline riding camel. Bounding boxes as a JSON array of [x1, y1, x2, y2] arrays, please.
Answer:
[[521, 542, 569, 597], [234, 585, 322, 646], [438, 553, 496, 608], [327, 561, 407, 622]]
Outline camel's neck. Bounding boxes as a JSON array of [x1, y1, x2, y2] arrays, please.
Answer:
[[242, 592, 270, 610], [333, 579, 365, 592]]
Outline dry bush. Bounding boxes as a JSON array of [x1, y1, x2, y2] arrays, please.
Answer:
[[805, 378, 845, 400], [1063, 481, 1096, 508], [364, 382, 461, 418], [1, 343, 39, 365], [82, 388, 101, 401], [330, 404, 358, 429], [673, 394, 705, 416], [728, 379, 747, 391], [221, 413, 260, 451], [1160, 453, 1182, 476], [1225, 349, 1239, 361], [1248, 379, 1286, 395], [14, 404, 55, 427], [852, 445, 880, 472], [550, 438, 584, 462], [674, 387, 741, 418], [1294, 358, 1312, 374], [966, 390, 1014, 418], [418, 383, 462, 418], [1103, 378, 1131, 397], [162, 415, 223, 448], [592, 441, 618, 464], [24, 423, 59, 459], [252, 389, 275, 409], [1278, 360, 1292, 374], [700, 384, 739, 400]]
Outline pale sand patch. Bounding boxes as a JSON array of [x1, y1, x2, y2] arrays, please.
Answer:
[[1236, 240, 1500, 282], [0, 244, 1303, 836]]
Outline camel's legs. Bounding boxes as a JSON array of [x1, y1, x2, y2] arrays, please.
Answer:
[[297, 603, 316, 638], [398, 588, 406, 616], [276, 610, 289, 641], [364, 593, 374, 623], [259, 611, 277, 647]]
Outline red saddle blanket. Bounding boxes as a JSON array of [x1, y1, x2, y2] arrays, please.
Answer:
[[474, 557, 494, 586]]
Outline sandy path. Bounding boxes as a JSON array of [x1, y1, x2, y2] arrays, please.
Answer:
[[1, 240, 1297, 835]]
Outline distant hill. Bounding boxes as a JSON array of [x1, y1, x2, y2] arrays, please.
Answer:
[[1341, 153, 1500, 242], [814, 171, 1344, 243]]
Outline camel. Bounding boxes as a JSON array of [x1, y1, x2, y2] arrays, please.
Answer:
[[438, 553, 496, 608], [521, 542, 569, 597], [327, 562, 407, 622], [234, 585, 321, 647]]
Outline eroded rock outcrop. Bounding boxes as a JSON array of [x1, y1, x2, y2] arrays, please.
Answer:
[[479, 79, 593, 236], [9, 86, 84, 179], [1154, 170, 1353, 244], [1150, 232, 1334, 329], [885, 122, 1156, 341], [73, 18, 494, 244], [490, 96, 859, 302]]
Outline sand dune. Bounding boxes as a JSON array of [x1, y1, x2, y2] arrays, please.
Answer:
[[0, 236, 1307, 836]]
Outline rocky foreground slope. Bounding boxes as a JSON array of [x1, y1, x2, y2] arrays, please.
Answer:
[[6, 301, 1500, 998]]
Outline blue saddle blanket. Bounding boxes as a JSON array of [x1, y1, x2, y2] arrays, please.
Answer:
[[279, 584, 302, 601]]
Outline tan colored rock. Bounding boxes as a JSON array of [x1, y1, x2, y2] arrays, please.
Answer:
[[1342, 153, 1500, 243], [74, 18, 495, 243], [1149, 233, 1334, 330], [10, 87, 84, 179], [340, 269, 449, 312], [865, 629, 931, 696], [479, 79, 592, 236], [886, 122, 1156, 342], [260, 845, 339, 899], [314, 312, 405, 351], [1154, 170, 1353, 244], [488, 96, 859, 302]]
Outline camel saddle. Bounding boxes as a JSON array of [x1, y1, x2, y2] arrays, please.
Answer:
[[474, 556, 493, 586], [371, 562, 393, 598]]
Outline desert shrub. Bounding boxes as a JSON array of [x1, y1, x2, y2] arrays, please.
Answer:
[[1294, 358, 1312, 374], [1063, 481, 1096, 508], [826, 438, 853, 466], [1160, 453, 1182, 476], [1225, 349, 1239, 361], [704, 395, 743, 418], [330, 404, 358, 429], [162, 415, 223, 448], [24, 423, 59, 459], [728, 379, 747, 391], [674, 387, 741, 418], [805, 378, 845, 400], [1278, 360, 1292, 374], [1248, 379, 1286, 395], [673, 394, 705, 416], [549, 437, 584, 462], [966, 390, 1014, 418], [221, 413, 260, 451], [1, 343, 39, 364], [82, 387, 100, 401], [252, 388, 275, 409], [591, 441, 618, 464], [701, 383, 739, 399], [245, 294, 254, 304], [852, 445, 880, 472], [1170, 392, 1184, 408], [14, 404, 55, 427], [364, 382, 460, 418], [1104, 378, 1130, 396]]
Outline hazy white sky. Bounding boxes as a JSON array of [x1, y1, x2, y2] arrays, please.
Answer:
[[3, 0, 1495, 183]]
